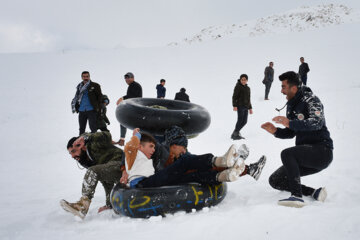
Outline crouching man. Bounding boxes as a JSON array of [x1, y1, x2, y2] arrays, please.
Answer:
[[61, 131, 125, 219]]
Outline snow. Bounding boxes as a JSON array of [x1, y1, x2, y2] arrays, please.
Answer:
[[1, 1, 360, 240]]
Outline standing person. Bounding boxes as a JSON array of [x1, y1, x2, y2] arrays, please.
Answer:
[[71, 71, 103, 135], [96, 94, 110, 132], [174, 88, 190, 102], [261, 71, 333, 208], [298, 57, 310, 85], [156, 79, 166, 98], [61, 131, 125, 219], [263, 62, 274, 100], [231, 74, 253, 140], [116, 72, 142, 146]]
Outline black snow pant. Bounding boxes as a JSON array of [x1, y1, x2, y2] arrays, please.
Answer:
[[234, 106, 248, 133], [264, 81, 272, 99], [120, 124, 127, 139], [269, 145, 333, 197], [79, 110, 97, 135], [136, 153, 219, 188]]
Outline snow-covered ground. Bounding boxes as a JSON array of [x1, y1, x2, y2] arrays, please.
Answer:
[[1, 1, 360, 240]]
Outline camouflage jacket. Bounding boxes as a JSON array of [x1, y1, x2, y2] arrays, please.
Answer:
[[82, 131, 124, 165]]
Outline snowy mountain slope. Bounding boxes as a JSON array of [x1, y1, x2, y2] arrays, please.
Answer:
[[0, 2, 360, 240], [169, 4, 360, 45]]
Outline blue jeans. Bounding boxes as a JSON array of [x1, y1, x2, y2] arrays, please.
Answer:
[[136, 153, 218, 188], [301, 75, 307, 85]]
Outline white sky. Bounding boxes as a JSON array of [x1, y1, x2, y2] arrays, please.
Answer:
[[0, 0, 359, 52]]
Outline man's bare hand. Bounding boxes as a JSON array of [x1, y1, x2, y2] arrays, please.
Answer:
[[116, 98, 123, 105], [120, 170, 128, 184], [261, 122, 277, 134], [272, 116, 290, 128]]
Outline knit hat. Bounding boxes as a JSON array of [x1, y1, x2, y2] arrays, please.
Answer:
[[165, 126, 188, 147]]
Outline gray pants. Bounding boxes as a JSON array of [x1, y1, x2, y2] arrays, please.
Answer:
[[82, 161, 122, 206], [265, 81, 272, 99]]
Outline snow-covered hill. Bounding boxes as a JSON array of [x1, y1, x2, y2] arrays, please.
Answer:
[[0, 1, 360, 240], [169, 4, 360, 45]]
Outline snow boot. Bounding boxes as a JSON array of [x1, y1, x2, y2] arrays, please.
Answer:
[[214, 144, 240, 168], [248, 155, 267, 181], [60, 196, 91, 219], [238, 144, 249, 160], [278, 195, 306, 208], [231, 131, 244, 140], [312, 187, 327, 202], [217, 167, 241, 182]]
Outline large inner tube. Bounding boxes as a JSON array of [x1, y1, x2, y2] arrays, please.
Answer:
[[111, 182, 227, 218], [116, 98, 211, 136]]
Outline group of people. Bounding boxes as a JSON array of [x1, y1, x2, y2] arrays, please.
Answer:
[[61, 126, 267, 219], [231, 57, 311, 140], [63, 58, 333, 219], [231, 64, 332, 208], [71, 71, 190, 145]]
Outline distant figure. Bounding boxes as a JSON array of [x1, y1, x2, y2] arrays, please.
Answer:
[[174, 88, 190, 102], [263, 62, 274, 100], [231, 74, 253, 140], [298, 57, 310, 85], [97, 94, 110, 132], [116, 72, 143, 146], [71, 71, 102, 135], [156, 79, 166, 98]]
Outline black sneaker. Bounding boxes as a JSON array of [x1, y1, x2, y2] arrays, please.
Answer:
[[312, 187, 327, 202], [231, 132, 245, 140], [248, 156, 266, 180]]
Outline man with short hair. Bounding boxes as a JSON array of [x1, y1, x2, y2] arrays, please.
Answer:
[[71, 71, 103, 135], [174, 88, 190, 102], [298, 57, 310, 85], [116, 72, 143, 146], [61, 131, 125, 219], [263, 62, 274, 100], [261, 71, 333, 208], [156, 79, 166, 98], [231, 74, 253, 140]]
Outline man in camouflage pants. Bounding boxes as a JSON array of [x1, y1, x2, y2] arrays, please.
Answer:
[[61, 131, 125, 219]]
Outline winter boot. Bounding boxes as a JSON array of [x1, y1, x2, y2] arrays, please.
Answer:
[[248, 155, 266, 181], [60, 196, 91, 219], [238, 144, 249, 160], [231, 131, 244, 140], [213, 144, 239, 168], [278, 195, 306, 208], [216, 167, 242, 182], [312, 187, 327, 202]]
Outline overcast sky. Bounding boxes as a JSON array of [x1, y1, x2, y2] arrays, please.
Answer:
[[0, 0, 358, 53]]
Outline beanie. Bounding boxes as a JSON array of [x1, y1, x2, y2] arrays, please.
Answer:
[[165, 126, 188, 147]]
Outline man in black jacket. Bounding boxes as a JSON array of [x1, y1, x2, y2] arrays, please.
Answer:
[[71, 71, 103, 135], [298, 57, 310, 85], [261, 71, 333, 208], [116, 72, 143, 146], [231, 74, 253, 140], [174, 88, 190, 102]]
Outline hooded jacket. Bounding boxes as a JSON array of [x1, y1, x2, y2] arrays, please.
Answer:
[[275, 86, 333, 149]]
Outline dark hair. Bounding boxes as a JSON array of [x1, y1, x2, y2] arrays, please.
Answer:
[[180, 88, 186, 92], [67, 137, 78, 149], [240, 74, 248, 80], [279, 71, 300, 87], [81, 71, 90, 76], [160, 79, 166, 83], [140, 132, 156, 145]]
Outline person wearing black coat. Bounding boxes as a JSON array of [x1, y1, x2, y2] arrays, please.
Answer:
[[298, 57, 310, 85], [231, 74, 253, 140], [262, 71, 333, 208], [116, 72, 143, 145], [174, 88, 190, 102], [71, 71, 103, 135]]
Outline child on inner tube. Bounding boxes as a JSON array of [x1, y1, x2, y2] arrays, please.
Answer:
[[120, 126, 266, 188]]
